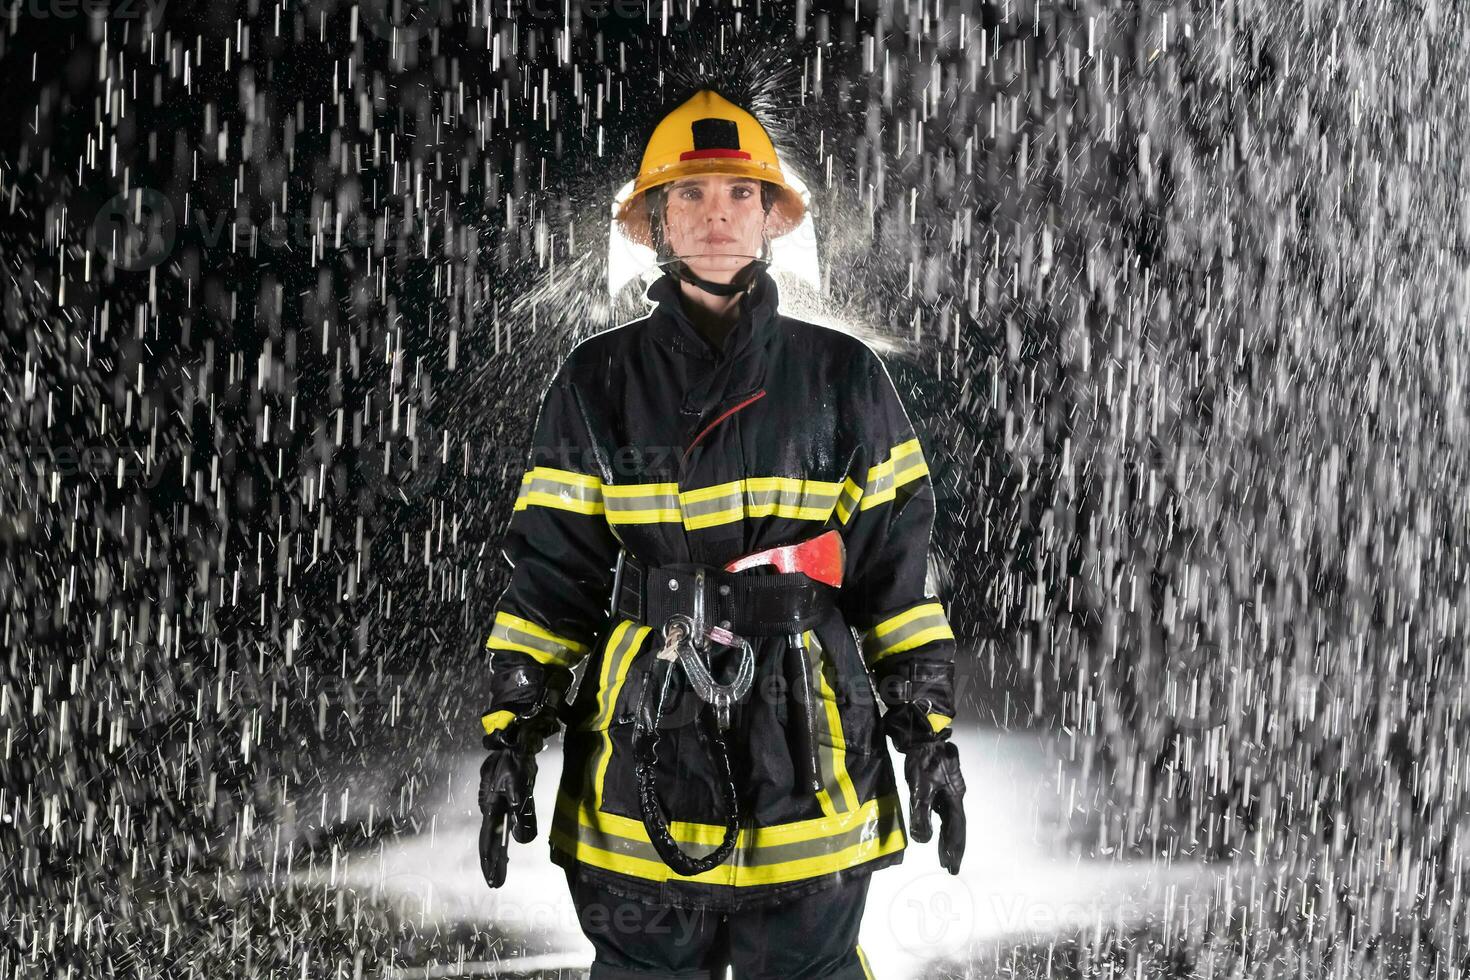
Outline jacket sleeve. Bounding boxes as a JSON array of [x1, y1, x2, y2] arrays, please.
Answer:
[[835, 349, 958, 745], [479, 365, 621, 738]]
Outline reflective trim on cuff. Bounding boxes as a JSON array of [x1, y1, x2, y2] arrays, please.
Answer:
[[481, 709, 517, 736], [862, 601, 955, 664], [926, 713, 953, 734], [485, 611, 590, 668]]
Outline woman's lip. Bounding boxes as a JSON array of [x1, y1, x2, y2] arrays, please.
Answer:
[[705, 236, 735, 244]]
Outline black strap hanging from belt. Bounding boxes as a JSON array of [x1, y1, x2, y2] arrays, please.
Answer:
[[633, 622, 743, 877], [615, 548, 840, 875]]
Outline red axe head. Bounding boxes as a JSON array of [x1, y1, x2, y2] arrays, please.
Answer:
[[722, 530, 845, 588]]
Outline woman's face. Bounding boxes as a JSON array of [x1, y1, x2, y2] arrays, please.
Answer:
[[660, 175, 768, 283]]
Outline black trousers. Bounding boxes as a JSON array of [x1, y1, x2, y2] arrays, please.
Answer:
[[564, 869, 877, 979]]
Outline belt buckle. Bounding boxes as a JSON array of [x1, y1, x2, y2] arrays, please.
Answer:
[[612, 549, 645, 624], [691, 567, 709, 651], [608, 548, 626, 621]]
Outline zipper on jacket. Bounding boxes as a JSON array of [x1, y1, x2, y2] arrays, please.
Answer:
[[681, 389, 766, 465]]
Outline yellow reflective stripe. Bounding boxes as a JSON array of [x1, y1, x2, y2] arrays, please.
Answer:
[[604, 483, 683, 525], [549, 792, 907, 887], [834, 475, 864, 526], [862, 601, 955, 665], [891, 438, 928, 488], [605, 477, 847, 530], [548, 822, 906, 887], [927, 713, 953, 733], [856, 945, 874, 980], [806, 632, 838, 818], [592, 622, 651, 810], [857, 437, 928, 512], [679, 480, 749, 529], [563, 778, 899, 848], [809, 629, 859, 815], [513, 466, 605, 515], [485, 610, 590, 668], [858, 455, 896, 510], [480, 710, 516, 736], [517, 474, 854, 530], [735, 477, 842, 521]]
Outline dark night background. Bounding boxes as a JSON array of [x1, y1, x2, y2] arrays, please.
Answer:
[[1, 0, 1466, 976]]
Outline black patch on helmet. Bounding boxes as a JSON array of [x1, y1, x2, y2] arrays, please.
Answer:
[[690, 118, 740, 151]]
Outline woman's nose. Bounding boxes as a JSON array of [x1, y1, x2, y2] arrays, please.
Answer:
[[704, 196, 731, 221]]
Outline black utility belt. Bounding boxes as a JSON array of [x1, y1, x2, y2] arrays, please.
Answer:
[[612, 551, 837, 639]]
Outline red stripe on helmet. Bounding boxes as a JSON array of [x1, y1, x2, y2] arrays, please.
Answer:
[[678, 149, 753, 161]]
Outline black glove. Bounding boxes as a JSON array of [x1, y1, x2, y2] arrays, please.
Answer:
[[871, 658, 967, 873], [904, 739, 966, 874], [477, 661, 567, 889], [872, 659, 957, 753], [478, 738, 540, 888]]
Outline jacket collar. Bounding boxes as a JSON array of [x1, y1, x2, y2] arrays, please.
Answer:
[[642, 268, 782, 418]]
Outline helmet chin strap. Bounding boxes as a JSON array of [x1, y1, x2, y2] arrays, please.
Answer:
[[660, 254, 767, 296]]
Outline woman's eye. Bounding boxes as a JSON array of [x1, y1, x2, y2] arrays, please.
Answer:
[[733, 187, 752, 199]]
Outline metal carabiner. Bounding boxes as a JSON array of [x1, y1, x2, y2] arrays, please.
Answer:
[[677, 634, 754, 731], [656, 613, 754, 731]]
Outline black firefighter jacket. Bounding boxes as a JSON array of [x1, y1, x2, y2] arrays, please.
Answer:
[[481, 268, 958, 911]]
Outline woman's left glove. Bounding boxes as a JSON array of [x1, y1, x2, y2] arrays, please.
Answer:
[[903, 739, 966, 874], [872, 658, 967, 875]]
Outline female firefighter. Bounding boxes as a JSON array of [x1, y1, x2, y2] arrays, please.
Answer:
[[476, 89, 967, 979]]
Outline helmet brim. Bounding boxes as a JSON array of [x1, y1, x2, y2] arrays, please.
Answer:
[[613, 159, 808, 250]]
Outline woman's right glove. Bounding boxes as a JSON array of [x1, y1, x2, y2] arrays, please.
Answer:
[[478, 736, 541, 888], [477, 661, 568, 889]]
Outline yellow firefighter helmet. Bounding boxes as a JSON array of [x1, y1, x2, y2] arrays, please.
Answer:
[[613, 89, 807, 251]]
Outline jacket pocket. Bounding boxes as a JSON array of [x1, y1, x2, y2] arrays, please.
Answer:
[[811, 619, 880, 758], [574, 619, 655, 732]]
